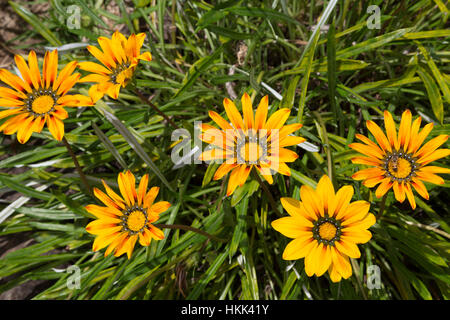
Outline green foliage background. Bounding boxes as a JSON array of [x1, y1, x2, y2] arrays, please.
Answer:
[[0, 0, 449, 300]]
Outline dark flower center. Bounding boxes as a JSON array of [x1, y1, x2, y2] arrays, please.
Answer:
[[312, 215, 342, 246]]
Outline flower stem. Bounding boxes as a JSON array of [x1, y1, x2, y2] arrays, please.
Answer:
[[251, 170, 282, 217], [134, 90, 179, 129], [376, 193, 388, 220], [62, 136, 92, 195], [154, 223, 227, 243]]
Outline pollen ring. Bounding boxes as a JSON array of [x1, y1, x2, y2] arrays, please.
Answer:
[[25, 88, 59, 116], [235, 130, 268, 165], [312, 216, 342, 246], [121, 206, 148, 235], [383, 150, 417, 182]]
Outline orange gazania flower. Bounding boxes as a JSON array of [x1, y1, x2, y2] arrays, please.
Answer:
[[85, 171, 170, 259], [272, 175, 376, 282], [0, 50, 92, 143], [199, 93, 305, 196], [349, 110, 450, 209], [79, 30, 152, 102]]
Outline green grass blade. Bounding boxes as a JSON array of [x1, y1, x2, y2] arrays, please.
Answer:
[[101, 109, 174, 192], [417, 67, 444, 123], [9, 1, 62, 46]]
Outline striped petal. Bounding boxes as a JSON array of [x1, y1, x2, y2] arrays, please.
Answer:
[[375, 178, 393, 198], [397, 109, 412, 149], [366, 121, 392, 152], [27, 50, 43, 89], [254, 96, 268, 130], [47, 115, 64, 141], [384, 110, 398, 149], [223, 98, 244, 130], [265, 108, 290, 130], [241, 92, 254, 130]]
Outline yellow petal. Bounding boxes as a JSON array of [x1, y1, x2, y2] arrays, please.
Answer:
[[144, 186, 160, 208], [104, 232, 128, 257], [265, 108, 290, 130], [47, 115, 64, 141], [415, 135, 448, 159], [85, 204, 121, 219], [340, 231, 372, 244], [352, 167, 385, 180], [148, 225, 165, 240], [137, 51, 152, 62], [56, 73, 80, 96], [86, 219, 121, 235], [277, 148, 299, 163], [214, 163, 238, 180], [139, 228, 152, 246], [328, 262, 343, 283], [137, 174, 149, 206], [384, 110, 398, 149], [101, 180, 126, 209], [271, 216, 311, 238], [241, 92, 254, 130], [333, 185, 354, 220], [223, 98, 244, 130], [314, 244, 332, 277], [151, 201, 171, 215], [409, 122, 434, 154], [87, 44, 115, 69], [397, 109, 412, 149], [414, 171, 444, 185], [0, 69, 31, 93], [416, 149, 450, 166], [340, 201, 371, 226], [418, 166, 450, 174], [351, 156, 382, 166], [27, 50, 42, 89], [335, 239, 361, 259], [349, 142, 384, 159], [406, 117, 422, 153], [93, 188, 122, 211], [14, 54, 34, 88], [404, 183, 416, 210], [118, 171, 134, 207], [0, 108, 24, 120], [282, 236, 315, 261], [392, 181, 406, 203], [78, 61, 111, 75], [0, 113, 28, 135], [43, 50, 58, 89], [238, 164, 251, 187], [316, 175, 335, 213], [254, 95, 268, 130], [330, 247, 352, 279], [304, 241, 320, 276], [279, 135, 305, 147], [375, 178, 393, 198], [16, 116, 34, 144], [279, 123, 303, 138], [208, 110, 233, 131], [92, 231, 122, 252], [300, 185, 323, 219], [226, 166, 242, 196], [366, 120, 392, 152]]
